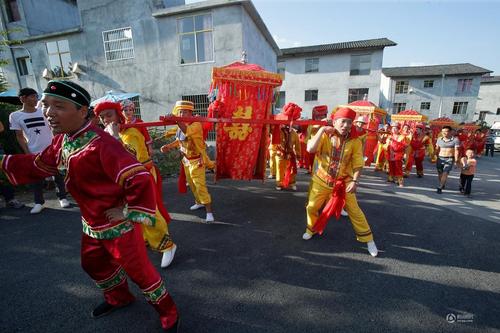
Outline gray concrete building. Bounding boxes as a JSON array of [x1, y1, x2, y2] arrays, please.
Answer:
[[0, 0, 279, 124], [380, 63, 492, 123], [277, 38, 396, 118], [474, 75, 500, 126]]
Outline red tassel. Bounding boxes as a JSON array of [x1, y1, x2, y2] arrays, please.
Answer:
[[178, 162, 187, 194], [282, 155, 297, 188], [312, 180, 346, 235], [271, 125, 280, 145]]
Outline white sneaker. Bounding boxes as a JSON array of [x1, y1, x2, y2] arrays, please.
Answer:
[[302, 232, 312, 240], [291, 185, 297, 191], [190, 203, 204, 211], [275, 186, 282, 191], [160, 244, 177, 268], [267, 175, 275, 179], [341, 209, 348, 217], [30, 204, 44, 214], [205, 213, 214, 223], [367, 240, 378, 257], [59, 198, 71, 208]]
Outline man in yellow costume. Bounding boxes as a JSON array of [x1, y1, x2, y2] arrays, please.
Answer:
[[272, 103, 302, 191], [374, 123, 390, 172], [303, 107, 378, 257], [161, 101, 215, 223], [94, 101, 177, 268]]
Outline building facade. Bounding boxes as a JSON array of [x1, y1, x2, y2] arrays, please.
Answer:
[[380, 63, 491, 123], [0, 0, 279, 122], [277, 38, 396, 118], [474, 76, 500, 126]]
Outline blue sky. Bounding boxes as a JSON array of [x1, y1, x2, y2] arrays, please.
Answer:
[[187, 0, 500, 74]]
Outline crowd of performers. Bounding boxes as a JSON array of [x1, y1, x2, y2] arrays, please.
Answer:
[[0, 79, 493, 331]]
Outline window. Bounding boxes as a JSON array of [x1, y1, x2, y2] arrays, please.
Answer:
[[348, 88, 369, 103], [305, 89, 318, 102], [395, 81, 409, 94], [452, 102, 468, 114], [46, 40, 72, 78], [393, 103, 407, 113], [420, 102, 431, 112], [16, 57, 30, 76], [277, 61, 285, 77], [276, 91, 285, 109], [5, 0, 21, 22], [350, 54, 371, 75], [497, 108, 500, 115], [182, 94, 214, 141], [128, 96, 142, 119], [457, 79, 473, 93], [423, 80, 434, 88], [305, 58, 319, 73], [178, 14, 213, 64], [102, 27, 134, 62], [479, 111, 488, 121]]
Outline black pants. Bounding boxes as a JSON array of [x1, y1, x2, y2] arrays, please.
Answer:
[[0, 183, 15, 202], [32, 174, 67, 204], [459, 174, 474, 195], [485, 144, 494, 157]]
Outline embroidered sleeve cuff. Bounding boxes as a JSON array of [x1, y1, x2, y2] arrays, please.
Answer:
[[127, 210, 156, 226]]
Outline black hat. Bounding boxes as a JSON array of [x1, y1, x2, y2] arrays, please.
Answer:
[[43, 80, 91, 107], [18, 87, 38, 97]]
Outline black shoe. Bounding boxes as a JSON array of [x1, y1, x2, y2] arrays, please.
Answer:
[[91, 301, 131, 318], [164, 318, 180, 332], [417, 174, 423, 178], [436, 188, 442, 194]]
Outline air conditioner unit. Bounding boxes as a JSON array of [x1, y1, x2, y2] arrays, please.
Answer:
[[42, 68, 54, 80], [71, 62, 84, 75]]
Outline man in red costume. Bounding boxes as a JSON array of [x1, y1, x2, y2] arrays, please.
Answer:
[[0, 80, 179, 332], [385, 123, 409, 187], [405, 124, 432, 178], [303, 107, 378, 257]]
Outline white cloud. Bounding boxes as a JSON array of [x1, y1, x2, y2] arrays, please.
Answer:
[[273, 35, 303, 48]]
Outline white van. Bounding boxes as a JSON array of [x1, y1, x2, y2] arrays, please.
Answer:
[[491, 121, 500, 151]]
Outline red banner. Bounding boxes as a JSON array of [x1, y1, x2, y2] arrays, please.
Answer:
[[214, 86, 272, 180]]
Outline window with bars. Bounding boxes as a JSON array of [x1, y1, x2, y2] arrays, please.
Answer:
[[178, 13, 214, 64], [420, 102, 431, 112], [46, 40, 72, 78], [423, 80, 434, 88], [276, 91, 286, 109], [305, 58, 319, 73], [102, 27, 135, 62], [457, 79, 473, 93], [452, 101, 468, 114], [128, 96, 142, 119], [393, 103, 407, 113], [181, 94, 215, 142], [305, 89, 318, 102], [395, 81, 409, 94], [348, 88, 369, 103]]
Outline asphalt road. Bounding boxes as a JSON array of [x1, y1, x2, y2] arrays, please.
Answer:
[[1, 154, 499, 333]]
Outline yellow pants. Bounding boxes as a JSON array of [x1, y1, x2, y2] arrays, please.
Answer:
[[305, 176, 373, 242], [269, 149, 277, 177], [374, 144, 387, 171], [276, 156, 296, 187], [141, 167, 174, 252], [184, 162, 211, 205]]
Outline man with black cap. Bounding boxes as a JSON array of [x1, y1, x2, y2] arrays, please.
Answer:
[[9, 87, 69, 213], [0, 80, 179, 332]]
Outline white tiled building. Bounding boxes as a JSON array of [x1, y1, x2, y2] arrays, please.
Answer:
[[474, 76, 500, 126], [380, 63, 491, 123], [277, 38, 396, 118]]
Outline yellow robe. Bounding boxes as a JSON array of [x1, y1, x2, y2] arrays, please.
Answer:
[[165, 122, 213, 205], [119, 127, 174, 252], [273, 127, 301, 187], [305, 132, 373, 242]]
